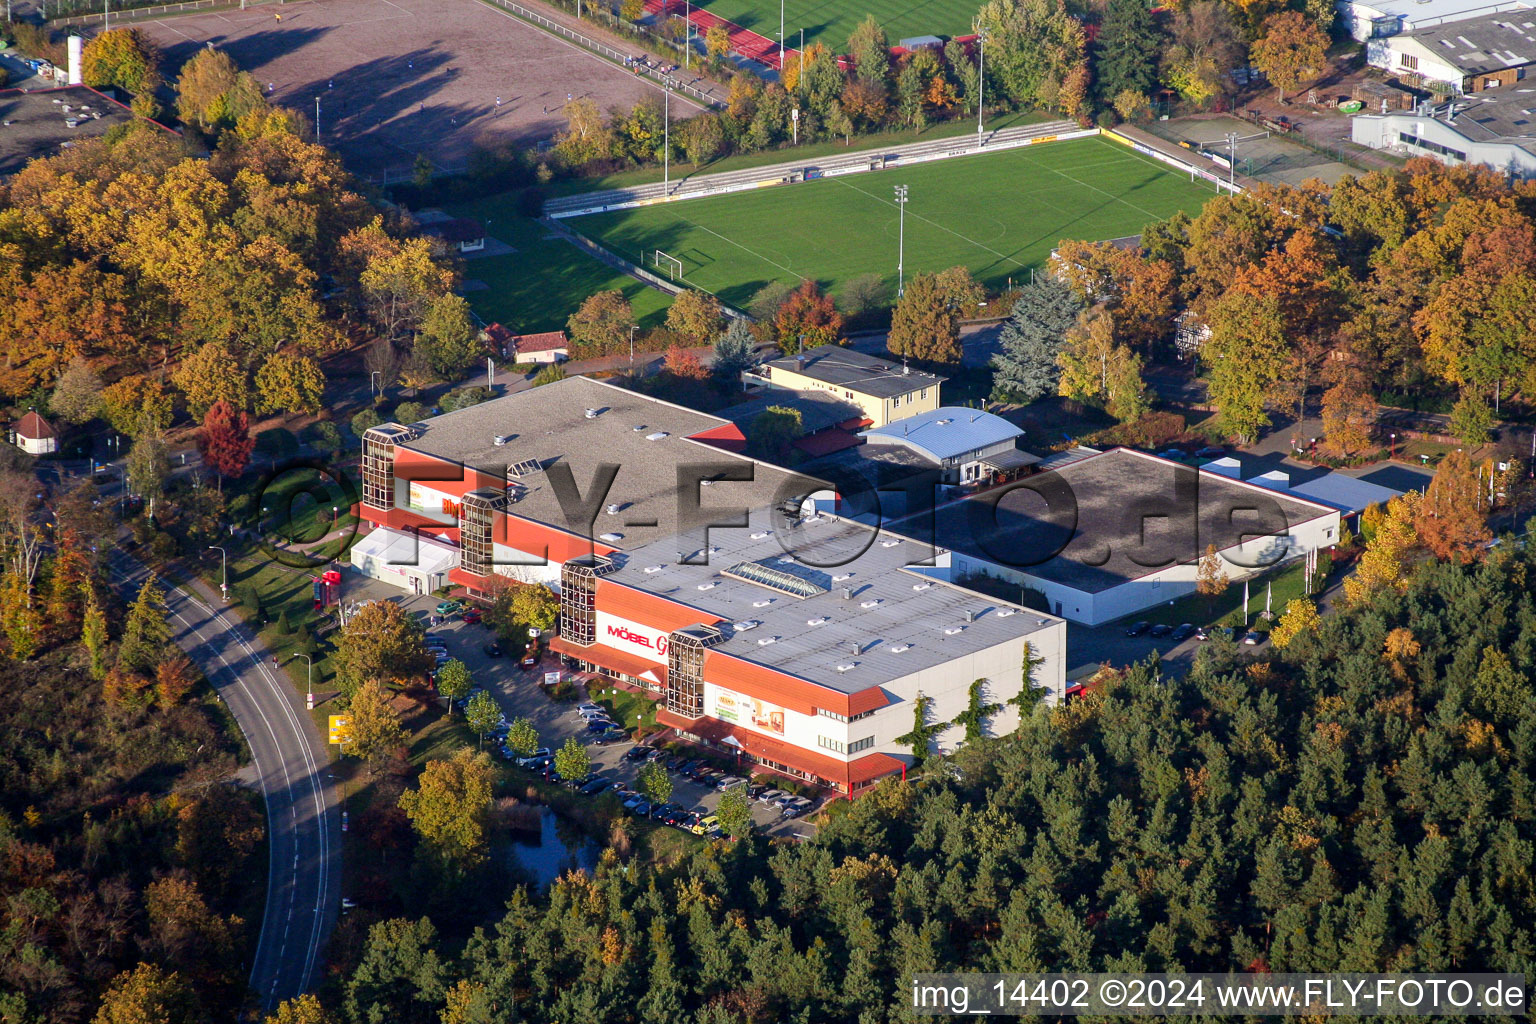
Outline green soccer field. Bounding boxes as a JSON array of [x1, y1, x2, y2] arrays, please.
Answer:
[[695, 0, 974, 50], [569, 135, 1216, 308]]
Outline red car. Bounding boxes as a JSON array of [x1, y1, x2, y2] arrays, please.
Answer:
[[462, 608, 483, 625]]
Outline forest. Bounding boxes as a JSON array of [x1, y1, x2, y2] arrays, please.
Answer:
[[253, 532, 1536, 1024]]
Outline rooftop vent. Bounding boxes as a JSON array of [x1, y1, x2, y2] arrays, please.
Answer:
[[944, 626, 964, 635], [889, 643, 912, 653], [861, 599, 882, 609], [881, 539, 902, 547], [806, 616, 828, 626], [750, 530, 771, 539], [912, 582, 931, 591], [493, 434, 513, 446], [697, 581, 718, 590], [836, 663, 856, 672], [599, 532, 623, 543], [833, 573, 853, 581], [605, 503, 621, 515], [841, 587, 854, 600], [643, 564, 665, 573], [997, 608, 1016, 617], [757, 636, 778, 645], [963, 609, 974, 622], [735, 619, 761, 631], [752, 599, 772, 608], [936, 418, 952, 426], [584, 408, 599, 418], [645, 431, 669, 441]]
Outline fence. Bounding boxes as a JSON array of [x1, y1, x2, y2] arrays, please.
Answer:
[[1102, 126, 1248, 194], [478, 0, 721, 109], [49, 0, 226, 24]]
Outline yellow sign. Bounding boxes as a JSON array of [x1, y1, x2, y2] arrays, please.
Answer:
[[328, 715, 353, 746]]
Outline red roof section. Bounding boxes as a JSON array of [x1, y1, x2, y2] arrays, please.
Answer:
[[498, 514, 615, 564], [481, 323, 514, 347], [597, 581, 720, 632], [655, 709, 904, 789], [15, 411, 54, 439], [512, 331, 568, 354], [688, 422, 748, 453]]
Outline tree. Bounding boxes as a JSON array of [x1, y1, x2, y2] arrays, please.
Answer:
[[1096, 0, 1159, 103], [1112, 88, 1151, 123], [1321, 366, 1376, 457], [83, 591, 110, 680], [847, 14, 891, 85], [1056, 307, 1147, 420], [747, 280, 795, 321], [1009, 639, 1049, 712], [887, 273, 961, 364], [197, 401, 254, 489], [553, 735, 591, 782], [1344, 491, 1420, 605], [566, 289, 633, 358], [666, 290, 724, 343], [351, 408, 383, 438], [712, 318, 757, 385], [665, 344, 709, 382], [92, 963, 198, 1024], [172, 342, 249, 419], [638, 759, 673, 805], [505, 717, 540, 759], [748, 405, 804, 455], [716, 784, 752, 838], [1269, 598, 1320, 649], [414, 294, 481, 379], [1196, 544, 1229, 614], [174, 48, 267, 131], [464, 691, 501, 749], [51, 357, 104, 425], [1203, 290, 1288, 443], [333, 600, 433, 698], [435, 659, 472, 716], [101, 375, 174, 438], [1161, 1, 1244, 105], [1415, 449, 1491, 563], [680, 112, 726, 165], [348, 678, 407, 766], [345, 918, 447, 1024], [992, 276, 1082, 403], [775, 280, 842, 352], [254, 351, 325, 415], [1251, 11, 1328, 102], [839, 273, 890, 318], [82, 28, 160, 94], [118, 573, 171, 674], [126, 430, 172, 517], [266, 994, 337, 1024], [1449, 391, 1494, 445], [399, 748, 496, 869]]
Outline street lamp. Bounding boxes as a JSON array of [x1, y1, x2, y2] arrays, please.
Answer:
[[629, 325, 639, 377], [332, 505, 339, 527], [290, 653, 314, 710], [894, 184, 909, 297], [975, 24, 988, 139], [370, 371, 381, 398], [1390, 432, 1396, 460], [662, 76, 675, 193], [208, 545, 227, 601]]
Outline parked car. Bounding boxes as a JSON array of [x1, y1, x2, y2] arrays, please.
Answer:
[[1124, 621, 1150, 637], [1149, 623, 1173, 638], [621, 793, 645, 810], [781, 805, 805, 820], [1170, 623, 1196, 642], [1243, 630, 1265, 646], [576, 707, 608, 719], [579, 777, 610, 795], [516, 748, 552, 768], [717, 776, 747, 792], [1157, 447, 1187, 460], [690, 815, 720, 836], [625, 745, 653, 762], [575, 703, 603, 714], [679, 812, 702, 832], [661, 805, 689, 826], [646, 747, 666, 761], [586, 720, 618, 734], [1194, 626, 1210, 641], [630, 800, 651, 817], [651, 802, 679, 821], [758, 788, 784, 804], [435, 600, 461, 616], [462, 608, 482, 625], [1195, 446, 1226, 459], [482, 642, 502, 657], [747, 784, 767, 800]]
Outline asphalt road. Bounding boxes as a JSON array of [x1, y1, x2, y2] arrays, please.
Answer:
[[106, 549, 339, 1012]]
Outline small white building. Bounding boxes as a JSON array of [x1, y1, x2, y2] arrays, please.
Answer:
[[350, 527, 458, 595], [860, 407, 1023, 485], [10, 411, 57, 456], [1351, 92, 1536, 177], [1369, 10, 1536, 90], [1339, 0, 1531, 43]]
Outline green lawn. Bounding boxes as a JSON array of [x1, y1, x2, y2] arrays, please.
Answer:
[[441, 207, 674, 335], [694, 0, 974, 50], [567, 135, 1216, 307]]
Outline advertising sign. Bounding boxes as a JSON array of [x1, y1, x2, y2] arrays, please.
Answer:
[[713, 688, 785, 736], [328, 715, 353, 746], [595, 611, 670, 664]]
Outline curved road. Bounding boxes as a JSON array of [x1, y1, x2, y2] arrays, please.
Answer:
[[106, 549, 339, 1011]]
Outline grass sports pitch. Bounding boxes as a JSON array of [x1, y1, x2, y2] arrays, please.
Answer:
[[695, 0, 973, 50], [570, 135, 1216, 308]]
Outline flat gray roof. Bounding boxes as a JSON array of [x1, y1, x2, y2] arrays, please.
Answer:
[[605, 507, 1059, 692], [399, 376, 816, 552], [713, 389, 865, 435], [1409, 9, 1536, 73], [763, 345, 944, 399], [0, 86, 138, 176], [900, 448, 1338, 594]]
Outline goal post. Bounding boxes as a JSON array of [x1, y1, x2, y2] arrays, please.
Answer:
[[652, 249, 684, 279]]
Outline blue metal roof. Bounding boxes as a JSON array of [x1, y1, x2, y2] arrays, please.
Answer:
[[861, 407, 1022, 461]]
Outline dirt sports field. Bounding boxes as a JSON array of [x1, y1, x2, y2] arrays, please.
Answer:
[[137, 0, 704, 178]]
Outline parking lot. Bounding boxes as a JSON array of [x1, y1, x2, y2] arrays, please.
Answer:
[[337, 569, 814, 838]]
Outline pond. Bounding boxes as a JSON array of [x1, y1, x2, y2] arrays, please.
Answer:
[[504, 806, 599, 889]]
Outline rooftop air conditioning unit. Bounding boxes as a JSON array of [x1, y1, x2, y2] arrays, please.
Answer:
[[861, 599, 881, 608], [836, 664, 856, 672], [599, 532, 623, 543], [806, 616, 828, 626], [944, 626, 964, 635], [645, 431, 669, 441], [757, 636, 778, 645], [735, 620, 761, 630], [584, 408, 599, 418], [912, 582, 931, 591], [493, 435, 513, 446], [889, 643, 912, 653], [643, 564, 665, 573]]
